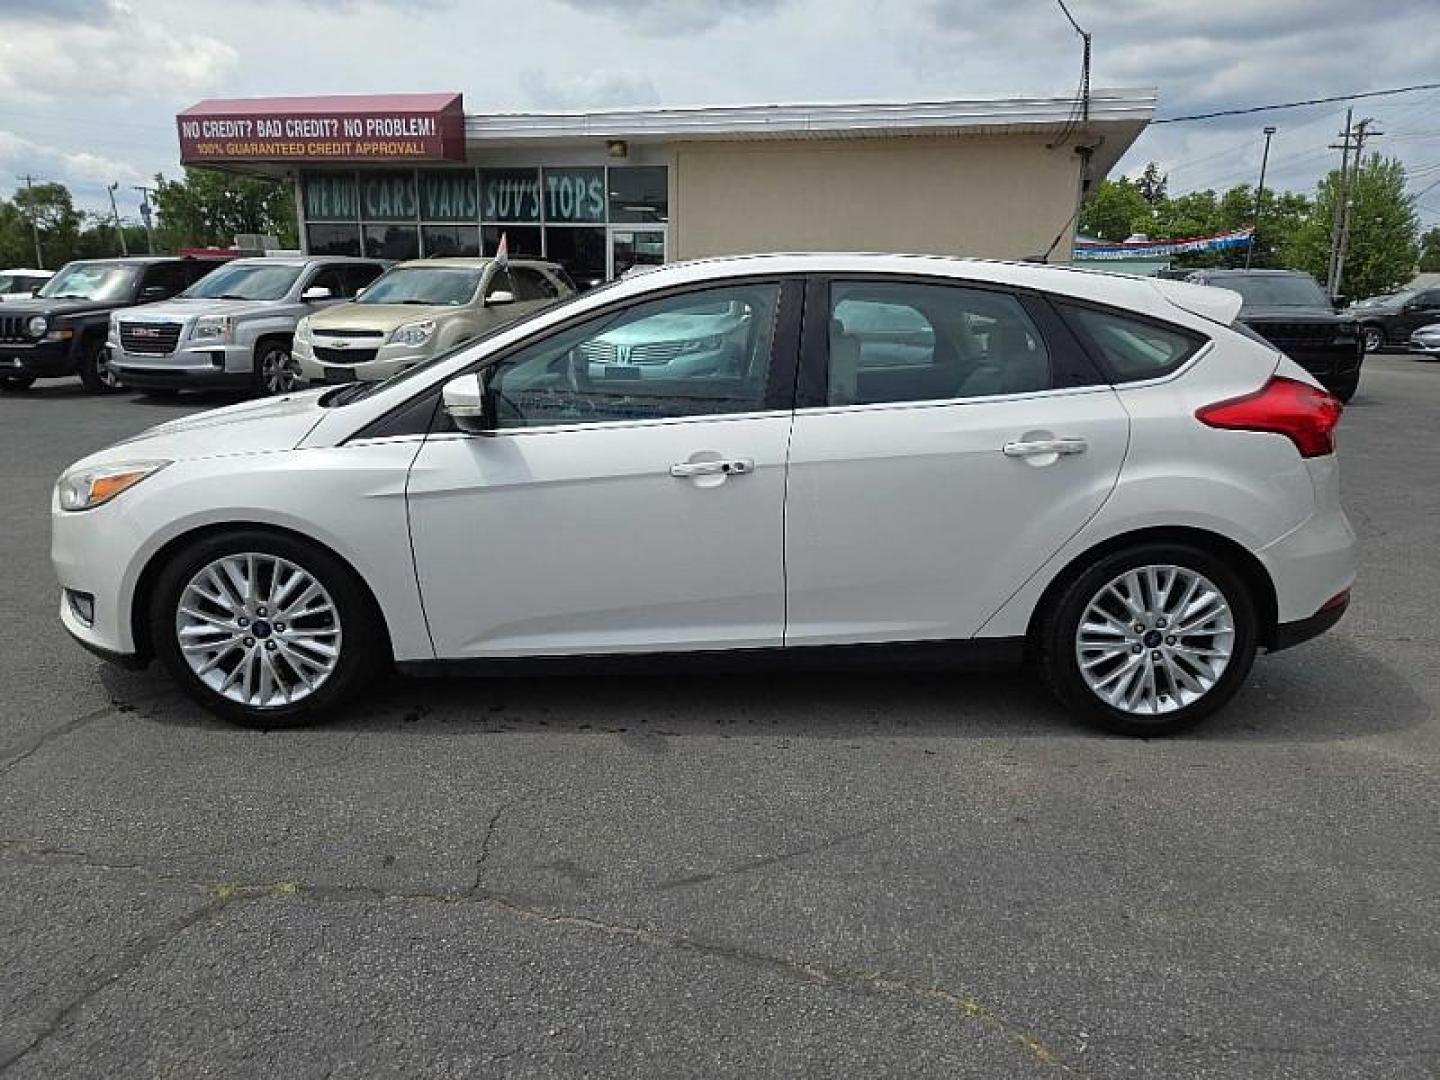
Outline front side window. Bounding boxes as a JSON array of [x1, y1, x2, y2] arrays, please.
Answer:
[[485, 282, 781, 428], [141, 263, 191, 299], [40, 262, 137, 302], [827, 281, 1051, 406], [358, 267, 483, 307], [182, 263, 303, 301], [511, 267, 559, 301], [1061, 305, 1202, 382]]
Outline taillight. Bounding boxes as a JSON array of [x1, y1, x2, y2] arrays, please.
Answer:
[[1195, 376, 1343, 458]]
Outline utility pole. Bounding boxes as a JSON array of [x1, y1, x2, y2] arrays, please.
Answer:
[[1245, 125, 1277, 270], [133, 184, 157, 254], [106, 182, 129, 256], [1333, 117, 1380, 303], [18, 174, 44, 268], [1326, 108, 1353, 299]]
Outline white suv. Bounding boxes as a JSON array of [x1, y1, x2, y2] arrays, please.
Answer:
[[51, 254, 1355, 736]]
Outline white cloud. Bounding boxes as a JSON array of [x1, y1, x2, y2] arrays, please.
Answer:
[[0, 0, 237, 103], [0, 129, 144, 186], [519, 69, 661, 111]]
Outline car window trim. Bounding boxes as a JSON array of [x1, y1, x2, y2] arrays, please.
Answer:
[[1053, 296, 1209, 385], [346, 274, 805, 443], [797, 272, 1107, 410]]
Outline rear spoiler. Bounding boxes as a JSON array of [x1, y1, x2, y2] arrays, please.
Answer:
[[1149, 278, 1244, 327]]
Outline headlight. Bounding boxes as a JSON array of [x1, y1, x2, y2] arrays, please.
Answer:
[[107, 317, 119, 343], [56, 460, 169, 512], [391, 320, 436, 347], [677, 333, 726, 355], [26, 315, 47, 338], [294, 317, 312, 344], [191, 316, 234, 343]]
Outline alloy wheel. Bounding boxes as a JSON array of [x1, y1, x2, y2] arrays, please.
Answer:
[[260, 346, 302, 395], [95, 347, 121, 388], [175, 553, 342, 708], [1074, 565, 1235, 716], [1363, 327, 1383, 354]]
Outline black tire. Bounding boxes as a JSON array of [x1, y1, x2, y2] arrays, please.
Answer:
[[77, 337, 123, 394], [1038, 542, 1259, 737], [0, 375, 36, 392], [149, 530, 388, 729], [1328, 371, 1359, 403], [1361, 325, 1384, 354], [252, 338, 300, 397]]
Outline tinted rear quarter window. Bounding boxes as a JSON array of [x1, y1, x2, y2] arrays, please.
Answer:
[[1060, 305, 1204, 383]]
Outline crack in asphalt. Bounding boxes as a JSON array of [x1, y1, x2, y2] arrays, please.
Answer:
[[0, 692, 176, 778], [469, 799, 515, 896], [0, 842, 1081, 1076], [652, 823, 888, 891]]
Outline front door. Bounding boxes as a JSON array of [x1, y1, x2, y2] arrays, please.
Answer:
[[407, 278, 800, 658], [784, 277, 1131, 647]]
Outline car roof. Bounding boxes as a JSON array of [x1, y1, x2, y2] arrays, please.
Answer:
[[223, 255, 384, 268], [1192, 269, 1311, 277], [58, 256, 229, 266], [0, 268, 52, 276], [391, 257, 560, 271]]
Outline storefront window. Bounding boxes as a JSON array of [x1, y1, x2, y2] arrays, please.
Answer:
[[419, 170, 478, 222], [364, 224, 420, 261], [422, 224, 481, 257], [608, 167, 667, 224], [483, 225, 542, 258], [481, 169, 542, 223], [544, 227, 607, 289], [307, 223, 362, 256], [613, 230, 666, 277], [360, 173, 418, 222], [543, 167, 605, 224], [304, 173, 358, 222]]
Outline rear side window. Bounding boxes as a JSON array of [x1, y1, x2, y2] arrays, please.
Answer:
[[1060, 305, 1203, 382], [511, 266, 559, 300]]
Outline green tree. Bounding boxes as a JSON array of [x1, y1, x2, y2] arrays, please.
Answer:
[[1284, 156, 1419, 300], [152, 167, 297, 250], [1419, 227, 1440, 272], [8, 182, 86, 267], [1078, 178, 1151, 241], [1135, 161, 1168, 205]]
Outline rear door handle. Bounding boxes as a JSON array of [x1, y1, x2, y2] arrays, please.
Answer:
[[1002, 437, 1088, 458], [670, 458, 754, 478]]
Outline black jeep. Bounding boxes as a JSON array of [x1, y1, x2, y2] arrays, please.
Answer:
[[1348, 286, 1440, 354], [1185, 269, 1364, 402], [0, 257, 227, 393]]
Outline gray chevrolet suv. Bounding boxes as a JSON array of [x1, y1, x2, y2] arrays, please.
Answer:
[[108, 256, 387, 396]]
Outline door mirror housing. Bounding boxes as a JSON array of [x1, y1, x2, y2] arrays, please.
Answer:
[[302, 286, 333, 302], [441, 372, 493, 434], [486, 290, 515, 306]]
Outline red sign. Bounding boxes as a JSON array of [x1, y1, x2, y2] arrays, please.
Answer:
[[177, 93, 466, 165]]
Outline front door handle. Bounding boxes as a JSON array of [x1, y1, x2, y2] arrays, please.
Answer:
[[1002, 437, 1088, 458], [670, 458, 754, 478]]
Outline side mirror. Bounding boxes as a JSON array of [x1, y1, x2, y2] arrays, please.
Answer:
[[139, 285, 169, 301], [354, 287, 367, 298], [486, 290, 515, 306], [441, 372, 492, 434], [302, 286, 333, 302]]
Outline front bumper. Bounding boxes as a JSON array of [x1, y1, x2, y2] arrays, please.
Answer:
[[109, 342, 253, 389], [295, 339, 429, 384], [0, 338, 77, 378], [1409, 334, 1440, 356], [1275, 343, 1364, 381]]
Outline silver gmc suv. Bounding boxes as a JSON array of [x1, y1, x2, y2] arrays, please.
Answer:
[[108, 256, 387, 396]]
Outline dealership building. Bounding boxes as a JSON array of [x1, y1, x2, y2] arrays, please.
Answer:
[[177, 89, 1154, 283]]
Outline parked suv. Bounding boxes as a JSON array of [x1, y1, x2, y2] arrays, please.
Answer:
[[295, 258, 572, 385], [0, 257, 227, 392], [1185, 269, 1363, 401], [0, 268, 53, 299], [1348, 286, 1440, 354], [109, 257, 387, 396]]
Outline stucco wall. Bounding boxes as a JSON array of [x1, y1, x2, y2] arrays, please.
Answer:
[[670, 135, 1084, 263]]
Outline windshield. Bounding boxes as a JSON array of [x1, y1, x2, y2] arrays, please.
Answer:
[[181, 262, 304, 301], [37, 263, 137, 302], [357, 267, 484, 306], [1355, 290, 1414, 308], [1213, 273, 1328, 308]]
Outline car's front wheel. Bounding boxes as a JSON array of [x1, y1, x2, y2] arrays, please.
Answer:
[[149, 530, 387, 728], [77, 338, 123, 394], [253, 340, 302, 396], [1039, 543, 1259, 736]]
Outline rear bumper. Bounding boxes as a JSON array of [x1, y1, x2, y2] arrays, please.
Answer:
[[1271, 590, 1349, 652]]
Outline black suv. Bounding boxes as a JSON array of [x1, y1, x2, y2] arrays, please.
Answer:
[[0, 257, 228, 393], [1185, 269, 1363, 401], [1348, 286, 1440, 354]]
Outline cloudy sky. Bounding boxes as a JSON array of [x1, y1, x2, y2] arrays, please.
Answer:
[[2, 0, 1438, 228]]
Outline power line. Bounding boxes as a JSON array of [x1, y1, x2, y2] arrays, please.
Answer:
[[1152, 81, 1440, 124]]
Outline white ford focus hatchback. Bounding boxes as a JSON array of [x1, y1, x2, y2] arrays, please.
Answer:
[[52, 254, 1355, 736]]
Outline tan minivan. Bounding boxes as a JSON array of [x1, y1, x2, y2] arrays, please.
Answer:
[[294, 257, 573, 384]]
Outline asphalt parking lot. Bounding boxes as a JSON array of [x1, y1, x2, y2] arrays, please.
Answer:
[[1, 356, 1437, 1079]]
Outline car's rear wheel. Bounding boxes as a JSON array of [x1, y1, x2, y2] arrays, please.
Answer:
[[0, 374, 35, 392], [149, 530, 387, 728], [77, 338, 123, 393], [1039, 543, 1259, 736], [1361, 325, 1384, 354]]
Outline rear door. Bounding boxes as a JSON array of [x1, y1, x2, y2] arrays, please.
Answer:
[[784, 276, 1130, 647]]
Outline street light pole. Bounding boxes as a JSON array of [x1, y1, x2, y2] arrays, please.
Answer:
[[133, 184, 157, 254], [106, 182, 129, 256], [1245, 125, 1277, 270]]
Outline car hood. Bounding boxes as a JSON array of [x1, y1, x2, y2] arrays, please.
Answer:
[[596, 312, 738, 345], [84, 389, 331, 468], [309, 303, 458, 333], [1238, 305, 1349, 324], [117, 297, 269, 321], [1, 296, 122, 318]]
